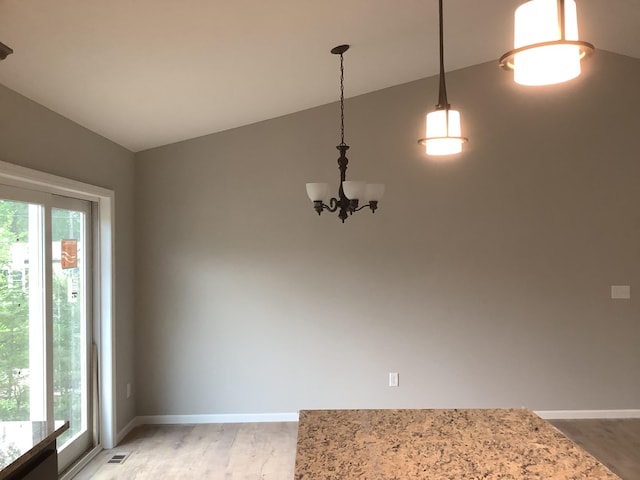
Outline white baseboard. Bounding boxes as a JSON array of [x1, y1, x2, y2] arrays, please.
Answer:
[[114, 413, 298, 446], [116, 416, 143, 444], [536, 409, 640, 420], [111, 409, 639, 446], [134, 412, 299, 426]]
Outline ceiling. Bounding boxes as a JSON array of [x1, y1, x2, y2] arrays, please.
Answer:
[[0, 0, 639, 152]]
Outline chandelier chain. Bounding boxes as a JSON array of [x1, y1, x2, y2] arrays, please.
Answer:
[[339, 52, 345, 146]]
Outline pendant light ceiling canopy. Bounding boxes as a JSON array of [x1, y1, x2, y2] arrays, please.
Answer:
[[418, 0, 467, 157], [500, 0, 594, 86]]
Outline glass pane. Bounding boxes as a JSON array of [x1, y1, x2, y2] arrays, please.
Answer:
[[0, 199, 45, 422], [52, 208, 87, 447]]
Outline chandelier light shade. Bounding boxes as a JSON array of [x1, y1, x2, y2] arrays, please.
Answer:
[[305, 183, 329, 203], [305, 44, 384, 223], [364, 183, 385, 202], [500, 0, 594, 86], [418, 0, 468, 156]]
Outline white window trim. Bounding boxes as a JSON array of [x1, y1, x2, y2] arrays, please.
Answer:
[[0, 159, 117, 449]]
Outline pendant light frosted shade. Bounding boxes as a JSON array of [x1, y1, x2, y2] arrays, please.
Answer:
[[500, 0, 594, 86], [306, 182, 329, 202], [424, 109, 464, 156], [515, 0, 579, 85], [365, 184, 385, 202], [342, 181, 366, 200]]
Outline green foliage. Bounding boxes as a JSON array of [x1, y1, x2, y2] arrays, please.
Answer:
[[0, 202, 84, 441], [0, 200, 30, 421], [52, 208, 84, 442], [0, 429, 21, 467], [53, 267, 83, 444]]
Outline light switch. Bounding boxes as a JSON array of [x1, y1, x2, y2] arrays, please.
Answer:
[[611, 285, 631, 299]]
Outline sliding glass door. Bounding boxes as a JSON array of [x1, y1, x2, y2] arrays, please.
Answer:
[[51, 199, 92, 470], [0, 186, 93, 472]]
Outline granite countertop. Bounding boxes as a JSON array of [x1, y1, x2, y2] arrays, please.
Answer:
[[295, 409, 620, 479], [0, 420, 69, 479]]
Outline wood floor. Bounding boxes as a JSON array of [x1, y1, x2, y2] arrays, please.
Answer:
[[551, 419, 640, 480], [73, 419, 640, 479], [73, 423, 298, 480]]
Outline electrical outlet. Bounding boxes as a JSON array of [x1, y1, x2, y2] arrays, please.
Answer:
[[611, 285, 630, 299], [126, 383, 131, 399], [389, 372, 399, 387]]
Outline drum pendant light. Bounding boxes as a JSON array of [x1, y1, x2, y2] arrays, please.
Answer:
[[418, 0, 468, 156], [499, 0, 594, 86]]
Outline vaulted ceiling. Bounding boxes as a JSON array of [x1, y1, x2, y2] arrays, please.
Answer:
[[0, 0, 638, 152]]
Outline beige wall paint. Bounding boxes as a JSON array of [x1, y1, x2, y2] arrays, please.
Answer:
[[0, 84, 136, 431], [135, 50, 640, 416]]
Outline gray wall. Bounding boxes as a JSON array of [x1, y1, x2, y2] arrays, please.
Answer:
[[0, 84, 137, 432], [135, 51, 639, 416]]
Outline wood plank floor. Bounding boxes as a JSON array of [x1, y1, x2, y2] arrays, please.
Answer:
[[73, 419, 640, 479], [73, 422, 298, 480], [550, 419, 640, 480]]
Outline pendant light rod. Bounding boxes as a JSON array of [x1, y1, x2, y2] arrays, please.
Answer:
[[436, 0, 449, 110]]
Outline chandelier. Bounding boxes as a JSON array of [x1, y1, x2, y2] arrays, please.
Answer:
[[499, 0, 594, 86], [306, 45, 384, 223], [418, 0, 468, 156]]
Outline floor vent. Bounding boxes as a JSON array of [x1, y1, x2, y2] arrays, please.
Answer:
[[107, 452, 130, 464]]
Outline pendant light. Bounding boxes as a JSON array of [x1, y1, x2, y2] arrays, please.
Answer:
[[499, 0, 594, 86], [306, 45, 384, 223], [418, 0, 468, 156]]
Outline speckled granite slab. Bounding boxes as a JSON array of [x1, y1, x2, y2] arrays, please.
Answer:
[[294, 409, 620, 479]]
